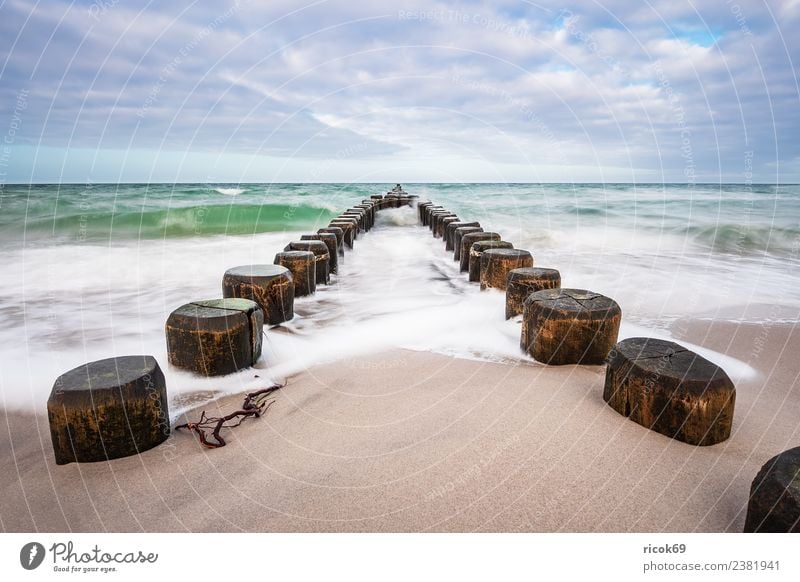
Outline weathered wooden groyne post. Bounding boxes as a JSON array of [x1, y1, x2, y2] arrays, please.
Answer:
[[301, 232, 339, 274], [285, 240, 331, 285], [445, 221, 480, 251], [329, 218, 357, 248], [342, 211, 364, 233], [453, 226, 484, 262], [342, 208, 368, 232], [335, 214, 361, 232], [274, 250, 317, 296], [479, 248, 532, 290], [318, 226, 345, 256], [47, 356, 170, 464], [744, 447, 800, 531], [422, 205, 443, 226], [356, 202, 375, 229], [438, 216, 461, 239], [223, 264, 294, 325], [604, 337, 735, 445], [459, 232, 501, 272], [430, 210, 454, 234], [417, 201, 433, 222], [469, 240, 513, 282], [166, 298, 264, 376], [521, 288, 620, 365], [505, 268, 561, 319], [433, 212, 457, 238]]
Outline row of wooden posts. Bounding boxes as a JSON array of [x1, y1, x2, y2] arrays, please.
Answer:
[[169, 189, 419, 370], [418, 199, 798, 533], [46, 187, 413, 465], [42, 187, 797, 532]]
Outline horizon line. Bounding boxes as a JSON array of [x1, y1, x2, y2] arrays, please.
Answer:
[[2, 181, 796, 186]]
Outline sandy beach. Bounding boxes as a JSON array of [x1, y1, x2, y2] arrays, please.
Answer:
[[3, 5, 800, 579], [2, 314, 797, 533]]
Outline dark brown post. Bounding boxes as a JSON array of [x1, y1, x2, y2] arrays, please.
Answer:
[[222, 264, 295, 324]]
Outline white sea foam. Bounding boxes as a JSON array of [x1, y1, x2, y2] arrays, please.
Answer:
[[0, 204, 780, 417], [214, 187, 245, 196]]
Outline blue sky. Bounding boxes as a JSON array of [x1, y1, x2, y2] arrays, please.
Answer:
[[0, 0, 798, 183]]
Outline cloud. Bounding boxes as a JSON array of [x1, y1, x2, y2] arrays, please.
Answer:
[[0, 0, 797, 182]]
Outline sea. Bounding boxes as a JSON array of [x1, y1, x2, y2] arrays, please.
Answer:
[[2, 183, 798, 416]]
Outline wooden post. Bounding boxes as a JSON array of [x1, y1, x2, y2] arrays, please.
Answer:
[[285, 240, 331, 284], [480, 248, 532, 290], [334, 215, 360, 233], [432, 212, 457, 237], [355, 204, 374, 229], [341, 211, 366, 232], [445, 221, 480, 251], [459, 232, 501, 272], [469, 240, 513, 282], [47, 356, 169, 465], [274, 250, 316, 296], [166, 298, 264, 376], [438, 216, 460, 239], [521, 288, 621, 365], [423, 205, 443, 226], [604, 337, 735, 446], [744, 447, 800, 532], [453, 226, 484, 262], [329, 220, 357, 248], [222, 264, 294, 324], [418, 201, 433, 222], [347, 207, 369, 228], [505, 267, 561, 319], [318, 227, 345, 256], [301, 233, 339, 274], [435, 215, 459, 238], [429, 210, 452, 232]]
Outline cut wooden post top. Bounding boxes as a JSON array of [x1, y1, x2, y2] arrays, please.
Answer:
[[523, 287, 618, 315], [607, 337, 732, 393], [471, 240, 512, 253], [169, 298, 260, 321], [275, 250, 315, 261], [285, 240, 329, 253], [50, 355, 160, 397], [507, 267, 560, 284], [224, 264, 291, 279]]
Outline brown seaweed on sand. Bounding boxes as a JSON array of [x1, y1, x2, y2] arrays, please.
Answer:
[[175, 385, 282, 448]]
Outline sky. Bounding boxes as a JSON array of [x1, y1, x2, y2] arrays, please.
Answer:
[[0, 0, 798, 183]]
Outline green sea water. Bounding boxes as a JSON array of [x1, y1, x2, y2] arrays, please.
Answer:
[[2, 183, 798, 256]]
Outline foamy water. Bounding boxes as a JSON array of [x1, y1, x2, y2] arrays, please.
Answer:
[[214, 187, 245, 196], [0, 201, 768, 417]]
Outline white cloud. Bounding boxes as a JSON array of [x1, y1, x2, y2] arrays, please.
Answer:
[[0, 0, 797, 182]]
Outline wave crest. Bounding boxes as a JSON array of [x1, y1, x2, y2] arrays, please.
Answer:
[[214, 187, 245, 196], [20, 203, 337, 240], [687, 224, 800, 255]]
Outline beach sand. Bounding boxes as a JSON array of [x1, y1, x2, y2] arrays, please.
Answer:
[[1, 316, 798, 533]]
